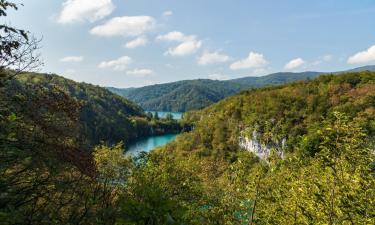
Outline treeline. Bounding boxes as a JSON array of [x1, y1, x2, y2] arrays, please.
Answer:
[[0, 71, 186, 224], [151, 71, 375, 224], [1, 2, 374, 223], [5, 73, 185, 148], [1, 70, 375, 224], [109, 79, 245, 112]]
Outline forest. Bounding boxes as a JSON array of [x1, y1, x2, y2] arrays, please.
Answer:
[[1, 1, 374, 224], [111, 68, 375, 112]]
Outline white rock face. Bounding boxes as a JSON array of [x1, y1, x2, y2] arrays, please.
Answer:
[[239, 130, 285, 160]]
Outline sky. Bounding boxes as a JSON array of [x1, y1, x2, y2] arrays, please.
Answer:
[[5, 0, 375, 88]]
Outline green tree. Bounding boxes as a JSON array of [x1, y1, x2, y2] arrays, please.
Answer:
[[166, 113, 174, 121], [154, 111, 159, 120]]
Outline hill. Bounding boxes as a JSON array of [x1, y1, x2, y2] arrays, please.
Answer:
[[2, 70, 374, 224], [110, 66, 375, 112], [0, 71, 185, 224], [230, 71, 322, 86], [145, 71, 375, 223], [4, 73, 182, 148], [110, 79, 246, 112]]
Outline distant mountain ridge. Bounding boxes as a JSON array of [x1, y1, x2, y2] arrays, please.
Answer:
[[109, 79, 245, 112], [108, 65, 375, 112]]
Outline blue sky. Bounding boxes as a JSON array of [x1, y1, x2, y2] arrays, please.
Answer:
[[6, 0, 375, 87]]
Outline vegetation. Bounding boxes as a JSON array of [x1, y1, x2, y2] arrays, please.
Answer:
[[4, 72, 185, 148], [1, 2, 374, 224], [153, 71, 375, 224], [4, 69, 375, 224], [108, 79, 246, 112], [110, 68, 375, 112]]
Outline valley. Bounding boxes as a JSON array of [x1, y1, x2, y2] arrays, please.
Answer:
[[126, 133, 178, 156], [109, 65, 375, 112], [1, 1, 375, 224]]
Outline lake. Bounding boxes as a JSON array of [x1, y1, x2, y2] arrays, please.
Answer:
[[146, 111, 183, 120], [126, 133, 178, 156]]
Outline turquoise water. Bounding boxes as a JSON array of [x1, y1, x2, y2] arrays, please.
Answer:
[[146, 111, 183, 120], [126, 133, 178, 156]]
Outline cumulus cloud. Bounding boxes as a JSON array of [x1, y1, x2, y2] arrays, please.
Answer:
[[284, 58, 305, 70], [60, 56, 84, 62], [125, 37, 148, 49], [90, 16, 156, 37], [127, 69, 153, 77], [165, 40, 202, 56], [58, 0, 114, 24], [230, 52, 268, 70], [348, 45, 375, 64], [98, 56, 131, 71], [208, 73, 229, 80], [156, 31, 195, 42], [198, 51, 230, 65], [157, 31, 202, 56], [163, 11, 173, 17]]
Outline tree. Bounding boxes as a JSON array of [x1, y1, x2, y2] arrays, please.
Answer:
[[0, 0, 42, 84], [154, 111, 159, 120], [166, 113, 174, 121], [146, 111, 153, 120]]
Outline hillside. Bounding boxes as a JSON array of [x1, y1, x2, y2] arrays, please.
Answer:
[[230, 71, 322, 86], [2, 71, 374, 224], [143, 71, 375, 223], [0, 71, 186, 224], [109, 79, 246, 112], [110, 66, 375, 112], [4, 73, 182, 148]]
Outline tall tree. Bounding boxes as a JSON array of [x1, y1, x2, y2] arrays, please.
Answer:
[[0, 0, 42, 84]]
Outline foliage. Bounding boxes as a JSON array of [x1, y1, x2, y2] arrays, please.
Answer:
[[108, 79, 246, 112], [3, 72, 185, 148], [1, 17, 375, 224], [0, 71, 186, 224], [151, 72, 375, 224], [0, 0, 42, 83], [108, 68, 375, 112]]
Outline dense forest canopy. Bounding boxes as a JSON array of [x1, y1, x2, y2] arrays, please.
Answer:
[[2, 69, 374, 224], [111, 67, 375, 112], [1, 1, 374, 224], [149, 71, 375, 224], [4, 72, 184, 148], [108, 79, 246, 112]]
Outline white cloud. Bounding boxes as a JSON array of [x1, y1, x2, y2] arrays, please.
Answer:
[[348, 45, 375, 64], [98, 56, 131, 71], [230, 52, 268, 70], [58, 0, 114, 24], [125, 37, 148, 49], [90, 16, 156, 37], [208, 73, 229, 80], [163, 11, 173, 17], [165, 40, 202, 56], [198, 51, 230, 65], [156, 31, 195, 42], [127, 69, 153, 77], [60, 56, 84, 62], [157, 31, 202, 57], [284, 58, 305, 70]]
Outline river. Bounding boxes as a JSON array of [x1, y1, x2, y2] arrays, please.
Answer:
[[146, 111, 183, 120], [126, 111, 183, 156], [126, 133, 178, 156]]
